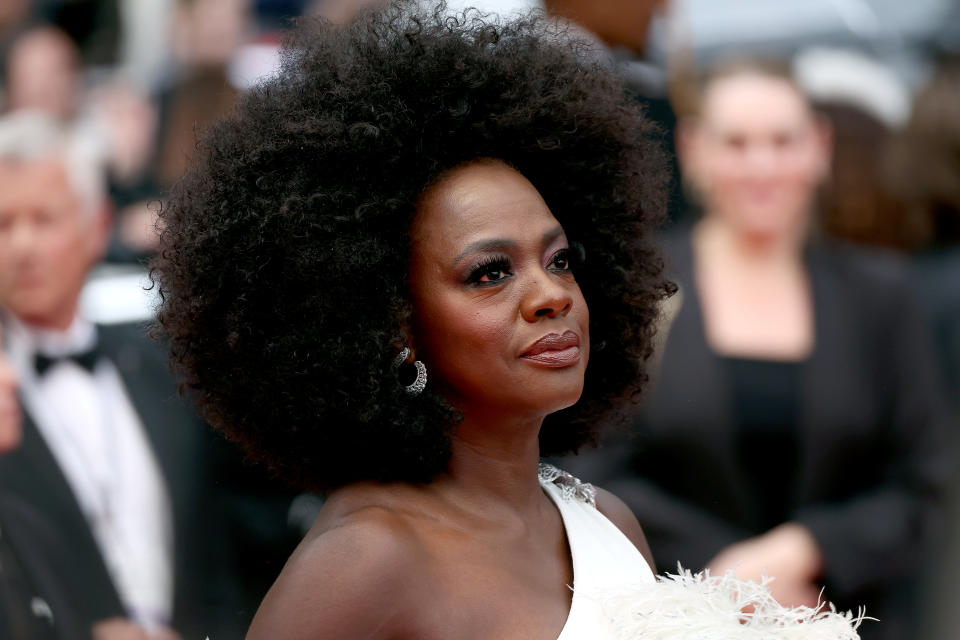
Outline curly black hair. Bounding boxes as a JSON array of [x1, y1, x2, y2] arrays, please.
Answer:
[[153, 1, 673, 492]]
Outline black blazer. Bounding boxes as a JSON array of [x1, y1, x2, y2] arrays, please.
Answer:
[[567, 232, 952, 628], [0, 492, 94, 640], [0, 323, 219, 638]]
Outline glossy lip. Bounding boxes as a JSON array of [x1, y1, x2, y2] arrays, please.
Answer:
[[520, 330, 581, 368]]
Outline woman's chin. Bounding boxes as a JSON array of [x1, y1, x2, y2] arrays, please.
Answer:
[[539, 384, 586, 416]]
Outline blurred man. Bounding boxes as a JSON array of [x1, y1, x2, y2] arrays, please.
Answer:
[[0, 316, 91, 639], [0, 111, 214, 640]]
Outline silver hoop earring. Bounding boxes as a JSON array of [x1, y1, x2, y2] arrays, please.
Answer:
[[394, 347, 427, 396]]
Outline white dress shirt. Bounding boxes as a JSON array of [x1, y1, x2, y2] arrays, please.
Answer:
[[2, 312, 174, 630]]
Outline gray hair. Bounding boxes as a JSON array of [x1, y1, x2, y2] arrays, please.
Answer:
[[0, 110, 107, 218]]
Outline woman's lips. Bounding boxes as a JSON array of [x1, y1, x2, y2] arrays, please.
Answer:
[[521, 331, 581, 368]]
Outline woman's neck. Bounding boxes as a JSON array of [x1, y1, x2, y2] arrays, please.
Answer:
[[437, 411, 547, 517], [695, 216, 805, 267]]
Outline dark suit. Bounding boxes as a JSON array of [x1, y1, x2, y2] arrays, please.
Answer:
[[563, 231, 951, 639], [0, 323, 222, 638], [0, 493, 93, 640]]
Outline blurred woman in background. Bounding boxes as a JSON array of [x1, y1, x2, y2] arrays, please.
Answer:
[[573, 59, 950, 640]]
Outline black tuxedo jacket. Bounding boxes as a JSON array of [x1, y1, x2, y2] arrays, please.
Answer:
[[0, 322, 220, 638], [0, 492, 93, 640]]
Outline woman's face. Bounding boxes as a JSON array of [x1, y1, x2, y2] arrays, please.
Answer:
[[683, 72, 830, 240], [0, 323, 22, 454], [409, 160, 589, 422]]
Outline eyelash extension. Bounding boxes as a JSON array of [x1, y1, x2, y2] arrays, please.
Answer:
[[466, 254, 512, 284], [547, 247, 571, 270], [549, 244, 585, 270]]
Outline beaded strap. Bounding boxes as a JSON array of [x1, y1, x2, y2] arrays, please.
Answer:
[[538, 462, 597, 507]]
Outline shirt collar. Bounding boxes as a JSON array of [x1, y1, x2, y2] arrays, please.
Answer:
[[1, 308, 97, 360]]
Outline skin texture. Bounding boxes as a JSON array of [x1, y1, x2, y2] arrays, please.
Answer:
[[246, 161, 654, 640], [679, 70, 830, 606], [409, 160, 589, 424], [0, 159, 110, 331]]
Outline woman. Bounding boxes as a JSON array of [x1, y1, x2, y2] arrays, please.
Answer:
[[578, 60, 948, 639], [151, 3, 672, 638]]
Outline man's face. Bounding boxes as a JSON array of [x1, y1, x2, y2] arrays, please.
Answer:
[[0, 159, 108, 329]]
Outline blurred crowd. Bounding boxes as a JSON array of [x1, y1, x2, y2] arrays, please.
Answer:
[[0, 0, 957, 639]]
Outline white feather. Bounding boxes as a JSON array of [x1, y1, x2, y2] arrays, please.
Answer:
[[595, 567, 870, 640]]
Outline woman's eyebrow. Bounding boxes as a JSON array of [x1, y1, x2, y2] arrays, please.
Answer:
[[451, 239, 517, 267], [450, 226, 565, 267], [541, 226, 565, 247]]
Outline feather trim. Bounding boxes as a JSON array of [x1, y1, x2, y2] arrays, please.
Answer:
[[597, 567, 870, 639]]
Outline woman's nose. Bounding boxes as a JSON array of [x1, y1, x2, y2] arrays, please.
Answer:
[[520, 272, 573, 322]]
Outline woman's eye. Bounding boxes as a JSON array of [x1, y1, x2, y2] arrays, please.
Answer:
[[468, 258, 512, 284], [479, 268, 506, 282], [548, 248, 572, 272]]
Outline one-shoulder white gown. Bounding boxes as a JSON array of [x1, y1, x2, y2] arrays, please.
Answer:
[[538, 464, 656, 640]]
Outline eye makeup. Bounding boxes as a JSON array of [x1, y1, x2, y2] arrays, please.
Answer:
[[465, 253, 513, 285]]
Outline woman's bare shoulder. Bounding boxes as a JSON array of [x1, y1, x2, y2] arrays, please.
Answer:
[[246, 485, 433, 640], [595, 487, 656, 572]]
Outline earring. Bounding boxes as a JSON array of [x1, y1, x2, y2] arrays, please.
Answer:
[[394, 347, 427, 396]]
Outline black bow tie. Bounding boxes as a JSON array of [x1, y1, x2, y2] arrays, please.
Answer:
[[34, 346, 101, 377]]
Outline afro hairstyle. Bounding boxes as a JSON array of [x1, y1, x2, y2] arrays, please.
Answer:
[[152, 0, 673, 491]]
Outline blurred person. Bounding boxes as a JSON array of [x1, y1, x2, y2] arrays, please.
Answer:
[[3, 26, 83, 121], [89, 83, 164, 261], [562, 59, 949, 640], [307, 0, 386, 24], [887, 60, 960, 406], [5, 25, 166, 263], [157, 0, 252, 187], [0, 110, 219, 639], [813, 101, 920, 251], [543, 0, 665, 55], [885, 60, 960, 640], [36, 0, 121, 67], [0, 0, 30, 65], [0, 316, 93, 639], [0, 0, 29, 39], [794, 48, 919, 251]]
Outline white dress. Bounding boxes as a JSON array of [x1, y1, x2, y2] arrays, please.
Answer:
[[538, 464, 656, 640]]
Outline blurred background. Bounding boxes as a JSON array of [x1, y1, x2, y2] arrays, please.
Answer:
[[0, 0, 954, 317], [0, 1, 956, 639]]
